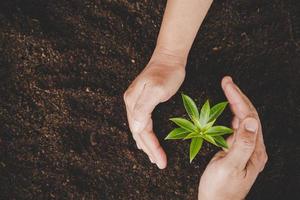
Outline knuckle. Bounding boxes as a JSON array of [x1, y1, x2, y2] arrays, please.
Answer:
[[246, 112, 259, 121], [256, 148, 268, 163], [263, 152, 268, 165], [259, 159, 267, 172], [123, 90, 130, 104], [255, 149, 264, 160], [253, 150, 268, 172], [239, 135, 255, 149], [231, 168, 244, 177]]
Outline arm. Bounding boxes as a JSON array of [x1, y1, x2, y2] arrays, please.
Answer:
[[155, 0, 213, 59], [124, 0, 213, 169]]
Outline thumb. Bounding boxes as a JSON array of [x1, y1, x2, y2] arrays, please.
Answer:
[[131, 84, 165, 133], [224, 117, 258, 171]]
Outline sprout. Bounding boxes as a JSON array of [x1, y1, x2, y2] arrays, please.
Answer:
[[165, 94, 233, 163]]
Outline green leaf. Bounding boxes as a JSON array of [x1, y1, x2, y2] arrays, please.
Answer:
[[200, 100, 210, 126], [190, 137, 203, 163], [202, 119, 216, 131], [213, 136, 229, 149], [182, 93, 199, 123], [200, 134, 217, 146], [205, 126, 233, 136], [209, 102, 228, 122], [165, 128, 190, 140], [170, 118, 196, 132], [184, 132, 201, 140]]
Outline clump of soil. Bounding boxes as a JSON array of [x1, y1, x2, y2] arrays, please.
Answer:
[[0, 0, 299, 199]]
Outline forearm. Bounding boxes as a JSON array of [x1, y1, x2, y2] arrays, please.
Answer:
[[153, 0, 213, 62]]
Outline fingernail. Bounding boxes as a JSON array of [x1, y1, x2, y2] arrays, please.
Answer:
[[244, 118, 258, 133], [223, 77, 232, 88], [132, 120, 142, 132], [225, 76, 233, 83], [225, 80, 235, 90]]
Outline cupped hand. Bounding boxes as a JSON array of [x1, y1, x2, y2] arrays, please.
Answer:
[[198, 76, 268, 200], [124, 50, 186, 169]]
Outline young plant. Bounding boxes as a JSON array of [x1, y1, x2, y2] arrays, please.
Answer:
[[165, 94, 233, 163]]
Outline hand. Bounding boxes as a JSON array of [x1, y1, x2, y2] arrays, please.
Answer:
[[198, 76, 268, 200], [124, 49, 186, 169]]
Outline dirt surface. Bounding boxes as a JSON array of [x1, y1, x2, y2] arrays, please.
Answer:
[[0, 0, 299, 199]]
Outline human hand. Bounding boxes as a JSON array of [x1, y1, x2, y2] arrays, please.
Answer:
[[198, 76, 268, 200], [124, 49, 186, 169]]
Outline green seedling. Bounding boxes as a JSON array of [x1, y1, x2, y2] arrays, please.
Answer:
[[165, 94, 233, 163]]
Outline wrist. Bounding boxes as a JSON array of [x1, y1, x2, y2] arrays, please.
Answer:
[[198, 191, 244, 200], [149, 45, 188, 68]]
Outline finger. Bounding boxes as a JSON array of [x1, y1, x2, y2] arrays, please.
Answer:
[[221, 76, 262, 146], [227, 135, 234, 147], [224, 134, 235, 150], [133, 133, 150, 154], [221, 77, 267, 172], [131, 83, 165, 133], [222, 117, 239, 152], [125, 103, 140, 137], [140, 119, 167, 169], [224, 117, 258, 171], [222, 76, 255, 111], [249, 119, 267, 172], [212, 134, 235, 161], [250, 147, 268, 172], [249, 137, 268, 172], [125, 81, 167, 166], [232, 116, 240, 130], [126, 109, 155, 163], [134, 134, 155, 164], [124, 78, 146, 110], [221, 76, 257, 119], [124, 79, 147, 133], [244, 160, 261, 186], [222, 77, 267, 171]]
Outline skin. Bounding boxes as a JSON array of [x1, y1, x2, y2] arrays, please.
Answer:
[[124, 0, 268, 198], [124, 0, 213, 169], [198, 76, 268, 200]]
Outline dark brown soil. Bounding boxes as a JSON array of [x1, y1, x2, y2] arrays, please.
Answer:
[[0, 0, 299, 199]]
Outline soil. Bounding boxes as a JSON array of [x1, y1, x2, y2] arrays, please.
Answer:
[[0, 0, 299, 199]]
